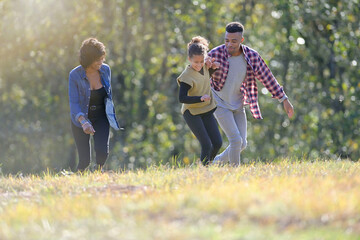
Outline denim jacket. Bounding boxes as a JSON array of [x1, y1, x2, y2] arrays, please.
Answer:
[[68, 64, 120, 130]]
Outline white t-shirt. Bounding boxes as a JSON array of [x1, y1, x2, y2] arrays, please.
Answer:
[[212, 53, 247, 110]]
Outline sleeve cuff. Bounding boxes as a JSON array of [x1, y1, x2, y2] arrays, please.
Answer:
[[279, 95, 288, 103], [75, 112, 85, 122]]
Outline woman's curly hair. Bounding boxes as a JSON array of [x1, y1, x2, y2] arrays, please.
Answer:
[[79, 38, 106, 69]]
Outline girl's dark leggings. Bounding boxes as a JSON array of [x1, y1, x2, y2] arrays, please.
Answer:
[[183, 109, 222, 165], [71, 115, 110, 171]]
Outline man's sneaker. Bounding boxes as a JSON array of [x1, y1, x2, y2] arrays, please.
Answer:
[[211, 155, 225, 166]]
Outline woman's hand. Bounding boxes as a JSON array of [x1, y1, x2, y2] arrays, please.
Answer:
[[82, 122, 95, 135], [201, 94, 211, 102]]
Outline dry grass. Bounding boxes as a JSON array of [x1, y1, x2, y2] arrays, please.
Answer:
[[0, 159, 359, 240]]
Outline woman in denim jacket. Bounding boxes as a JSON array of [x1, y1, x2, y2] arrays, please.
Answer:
[[69, 38, 120, 172]]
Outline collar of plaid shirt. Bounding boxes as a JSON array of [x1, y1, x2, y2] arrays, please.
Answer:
[[208, 44, 286, 119]]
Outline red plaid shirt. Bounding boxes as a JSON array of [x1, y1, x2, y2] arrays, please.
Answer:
[[208, 44, 286, 119]]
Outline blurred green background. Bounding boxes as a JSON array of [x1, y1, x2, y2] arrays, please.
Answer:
[[0, 0, 359, 173]]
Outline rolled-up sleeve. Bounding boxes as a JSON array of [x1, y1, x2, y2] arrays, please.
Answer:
[[68, 71, 84, 122]]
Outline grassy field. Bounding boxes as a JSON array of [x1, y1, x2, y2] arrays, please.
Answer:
[[0, 159, 359, 240]]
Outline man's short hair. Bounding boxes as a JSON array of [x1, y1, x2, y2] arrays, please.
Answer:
[[226, 22, 244, 34]]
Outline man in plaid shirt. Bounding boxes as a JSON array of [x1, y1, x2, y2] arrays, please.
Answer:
[[208, 22, 294, 166]]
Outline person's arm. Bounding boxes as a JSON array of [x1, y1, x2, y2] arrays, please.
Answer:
[[179, 82, 202, 104], [68, 71, 95, 134], [254, 54, 294, 118], [209, 67, 218, 76], [254, 55, 286, 99], [68, 71, 85, 122], [207, 47, 227, 91], [179, 82, 211, 103]]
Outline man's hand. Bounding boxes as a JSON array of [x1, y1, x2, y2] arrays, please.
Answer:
[[205, 57, 219, 69], [283, 99, 294, 119], [205, 56, 212, 68], [211, 61, 220, 69]]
